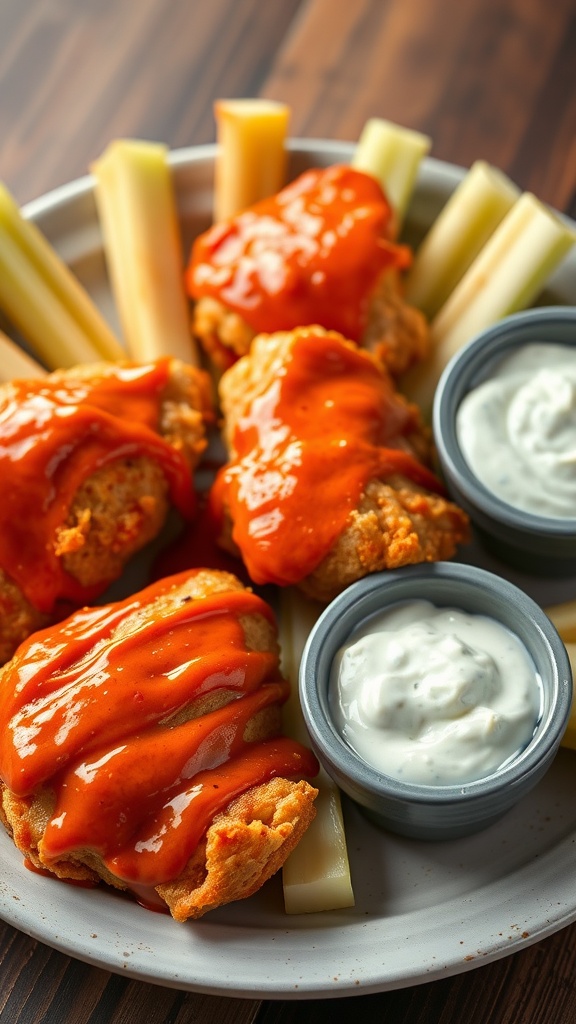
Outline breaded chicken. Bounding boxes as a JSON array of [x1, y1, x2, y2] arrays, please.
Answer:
[[189, 270, 426, 378], [212, 328, 469, 602], [192, 269, 429, 378], [0, 569, 318, 920], [0, 571, 49, 667], [299, 477, 469, 603], [187, 164, 429, 376], [0, 358, 212, 664]]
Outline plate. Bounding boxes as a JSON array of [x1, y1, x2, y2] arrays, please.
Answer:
[[1, 141, 576, 1000]]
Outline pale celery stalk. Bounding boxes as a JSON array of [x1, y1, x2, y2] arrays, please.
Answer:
[[0, 183, 123, 368], [402, 192, 576, 413], [545, 599, 576, 643], [352, 117, 431, 236], [0, 328, 46, 380], [213, 99, 289, 222], [542, 605, 576, 749], [280, 588, 355, 914], [404, 161, 520, 317], [544, 606, 576, 750], [91, 140, 199, 366], [560, 642, 576, 750]]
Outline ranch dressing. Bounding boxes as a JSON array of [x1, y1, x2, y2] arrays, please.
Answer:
[[331, 600, 540, 786], [456, 342, 576, 518]]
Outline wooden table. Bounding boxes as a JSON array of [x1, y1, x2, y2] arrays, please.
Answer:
[[1, 1, 576, 1021]]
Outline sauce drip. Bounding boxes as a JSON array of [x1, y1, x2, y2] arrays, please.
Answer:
[[0, 570, 318, 886], [211, 330, 444, 586], [0, 360, 195, 612], [187, 165, 411, 341]]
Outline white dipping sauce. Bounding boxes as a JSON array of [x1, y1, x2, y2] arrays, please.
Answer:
[[456, 342, 576, 518], [331, 600, 541, 786]]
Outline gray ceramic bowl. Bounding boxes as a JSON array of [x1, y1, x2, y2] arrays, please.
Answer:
[[299, 562, 572, 841], [433, 306, 576, 572]]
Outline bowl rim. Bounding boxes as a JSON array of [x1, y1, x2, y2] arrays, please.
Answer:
[[433, 306, 576, 539], [299, 562, 572, 807]]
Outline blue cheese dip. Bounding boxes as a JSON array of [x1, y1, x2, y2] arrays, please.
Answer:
[[456, 342, 576, 518], [330, 599, 541, 786]]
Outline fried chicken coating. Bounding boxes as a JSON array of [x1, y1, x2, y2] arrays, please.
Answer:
[[300, 477, 469, 603], [187, 164, 428, 376], [192, 269, 428, 377], [213, 328, 469, 602], [48, 357, 211, 468], [0, 569, 318, 920], [0, 571, 49, 667], [0, 358, 212, 664]]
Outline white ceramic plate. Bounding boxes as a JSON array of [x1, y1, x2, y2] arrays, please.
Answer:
[[1, 142, 576, 1000]]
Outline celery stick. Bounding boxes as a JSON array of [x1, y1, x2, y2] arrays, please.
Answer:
[[0, 184, 123, 368], [280, 589, 355, 914], [545, 600, 576, 643], [0, 223, 115, 368], [402, 192, 576, 413], [0, 328, 46, 380], [404, 161, 520, 317], [92, 140, 199, 366], [561, 642, 576, 750], [282, 771, 355, 914], [213, 99, 289, 222], [544, 610, 576, 750], [352, 118, 431, 235]]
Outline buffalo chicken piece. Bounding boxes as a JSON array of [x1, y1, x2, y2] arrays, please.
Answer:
[[0, 568, 318, 921], [211, 327, 469, 603], [0, 358, 212, 663], [186, 165, 429, 376]]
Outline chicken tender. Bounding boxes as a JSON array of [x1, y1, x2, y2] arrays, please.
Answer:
[[212, 327, 469, 602], [186, 164, 428, 376], [0, 569, 318, 920], [0, 358, 212, 663]]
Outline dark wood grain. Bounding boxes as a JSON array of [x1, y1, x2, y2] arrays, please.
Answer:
[[1, 1, 576, 1022], [262, 0, 576, 208], [0, 0, 305, 203], [0, 919, 260, 1024], [255, 924, 576, 1024]]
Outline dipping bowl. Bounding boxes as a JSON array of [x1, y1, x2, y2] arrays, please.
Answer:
[[433, 306, 576, 572], [299, 562, 572, 840]]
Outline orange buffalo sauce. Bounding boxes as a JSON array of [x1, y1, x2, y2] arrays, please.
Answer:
[[186, 165, 410, 341], [0, 570, 318, 887], [0, 360, 195, 613], [211, 330, 444, 586]]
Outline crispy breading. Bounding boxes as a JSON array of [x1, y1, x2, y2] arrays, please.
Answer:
[[0, 569, 318, 919], [192, 268, 429, 377], [156, 778, 317, 921], [48, 358, 212, 470], [192, 296, 256, 371], [54, 456, 169, 587], [0, 571, 49, 667], [215, 329, 469, 601], [361, 270, 430, 377], [300, 477, 469, 603]]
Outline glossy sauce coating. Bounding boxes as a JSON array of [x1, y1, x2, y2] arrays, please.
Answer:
[[0, 571, 318, 886], [211, 330, 443, 586], [0, 360, 195, 612], [187, 165, 411, 340]]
